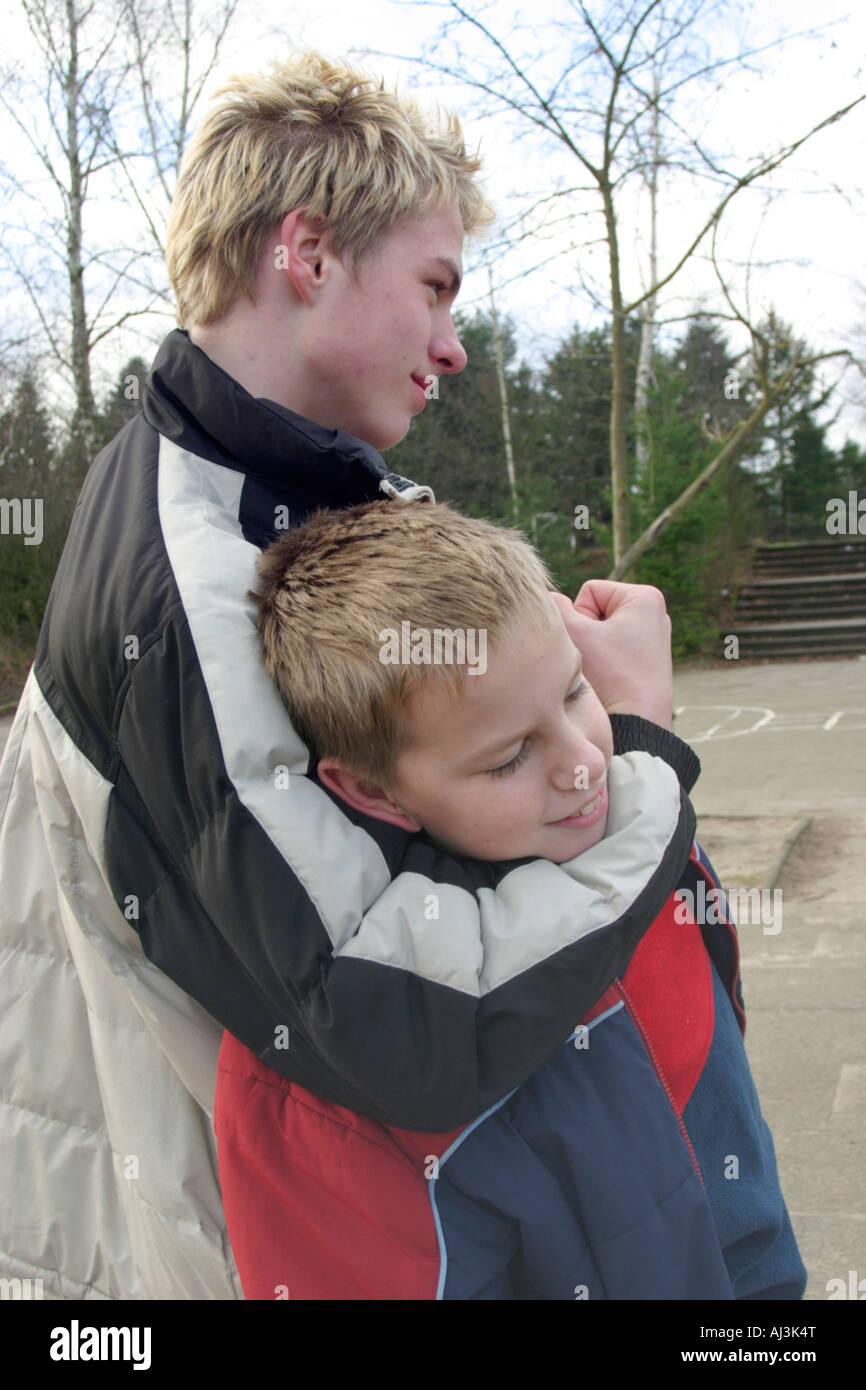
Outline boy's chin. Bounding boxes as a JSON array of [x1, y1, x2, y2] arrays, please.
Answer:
[[376, 424, 411, 451], [544, 819, 609, 865], [424, 830, 606, 868], [422, 810, 610, 866], [358, 411, 411, 452], [549, 847, 594, 865]]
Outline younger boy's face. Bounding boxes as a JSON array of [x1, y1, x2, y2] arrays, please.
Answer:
[[386, 606, 614, 864]]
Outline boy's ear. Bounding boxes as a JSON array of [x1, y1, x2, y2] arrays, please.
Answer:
[[316, 758, 422, 833], [276, 210, 335, 305]]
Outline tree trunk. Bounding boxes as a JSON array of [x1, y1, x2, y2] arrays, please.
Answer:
[[608, 382, 791, 580], [64, 0, 96, 456], [634, 67, 660, 506], [603, 183, 630, 564], [488, 269, 519, 521]]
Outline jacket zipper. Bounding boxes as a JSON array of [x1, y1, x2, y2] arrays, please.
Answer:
[[614, 977, 706, 1191]]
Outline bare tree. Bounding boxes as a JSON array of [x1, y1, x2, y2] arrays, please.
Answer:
[[113, 0, 240, 272], [1, 0, 138, 455], [369, 0, 866, 568], [0, 0, 241, 461], [632, 39, 663, 507]]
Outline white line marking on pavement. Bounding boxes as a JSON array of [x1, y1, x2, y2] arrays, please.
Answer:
[[673, 705, 866, 738], [831, 1064, 866, 1117], [674, 705, 776, 741]]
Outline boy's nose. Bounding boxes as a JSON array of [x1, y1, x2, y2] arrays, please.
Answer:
[[550, 738, 607, 794], [432, 319, 468, 375]]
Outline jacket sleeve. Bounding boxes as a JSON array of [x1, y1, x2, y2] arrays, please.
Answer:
[[38, 429, 700, 1132]]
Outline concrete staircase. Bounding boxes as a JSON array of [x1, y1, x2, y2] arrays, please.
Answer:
[[732, 538, 866, 659]]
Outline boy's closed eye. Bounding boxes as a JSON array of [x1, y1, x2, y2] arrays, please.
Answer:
[[486, 678, 591, 778]]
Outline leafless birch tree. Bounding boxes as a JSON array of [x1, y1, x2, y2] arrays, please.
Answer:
[[0, 0, 240, 461]]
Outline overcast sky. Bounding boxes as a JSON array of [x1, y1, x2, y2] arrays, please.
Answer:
[[3, 0, 865, 441]]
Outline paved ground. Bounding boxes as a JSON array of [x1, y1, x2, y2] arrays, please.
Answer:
[[673, 655, 866, 1301], [2, 654, 864, 1300]]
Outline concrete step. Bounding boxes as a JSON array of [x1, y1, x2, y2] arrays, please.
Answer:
[[741, 572, 866, 592], [734, 616, 866, 633], [736, 596, 866, 618], [731, 615, 866, 659], [753, 539, 866, 556], [753, 563, 866, 580], [737, 610, 866, 628], [738, 593, 866, 609], [739, 584, 866, 602], [753, 542, 866, 578], [744, 569, 866, 584], [737, 642, 866, 658], [731, 541, 866, 659]]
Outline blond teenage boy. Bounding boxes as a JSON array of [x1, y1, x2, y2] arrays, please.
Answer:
[[215, 500, 805, 1300], [1, 55, 699, 1299]]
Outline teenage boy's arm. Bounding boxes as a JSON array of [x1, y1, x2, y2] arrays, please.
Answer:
[[116, 621, 694, 1136], [122, 617, 695, 1134], [39, 433, 697, 1133]]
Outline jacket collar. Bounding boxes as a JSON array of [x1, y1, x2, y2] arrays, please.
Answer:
[[143, 329, 433, 506]]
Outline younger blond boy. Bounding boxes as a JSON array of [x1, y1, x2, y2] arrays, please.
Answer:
[[214, 500, 805, 1302]]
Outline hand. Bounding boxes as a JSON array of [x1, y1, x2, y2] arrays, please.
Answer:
[[550, 581, 673, 729]]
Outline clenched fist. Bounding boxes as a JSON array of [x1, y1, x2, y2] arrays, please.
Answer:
[[551, 581, 673, 730]]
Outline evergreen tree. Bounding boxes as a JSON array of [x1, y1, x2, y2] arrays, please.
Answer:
[[630, 320, 763, 656], [532, 320, 643, 534], [387, 312, 520, 520], [0, 366, 55, 478], [837, 439, 866, 495], [94, 357, 151, 452], [785, 420, 866, 537], [0, 365, 70, 641], [738, 312, 830, 539]]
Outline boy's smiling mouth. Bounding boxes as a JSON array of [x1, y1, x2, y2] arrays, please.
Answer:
[[548, 783, 608, 827]]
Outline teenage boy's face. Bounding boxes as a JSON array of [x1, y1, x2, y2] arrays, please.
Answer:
[[299, 201, 467, 450], [386, 606, 614, 864]]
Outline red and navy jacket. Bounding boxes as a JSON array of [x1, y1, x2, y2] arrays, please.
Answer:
[[215, 843, 806, 1300]]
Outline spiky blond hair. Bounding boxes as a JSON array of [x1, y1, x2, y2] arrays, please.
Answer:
[[252, 500, 554, 785], [167, 51, 494, 327]]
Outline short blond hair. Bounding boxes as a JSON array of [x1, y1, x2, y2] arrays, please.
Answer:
[[167, 51, 494, 327], [252, 500, 555, 786]]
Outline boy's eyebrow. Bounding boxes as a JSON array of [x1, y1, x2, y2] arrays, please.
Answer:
[[432, 257, 462, 293], [472, 651, 583, 764]]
